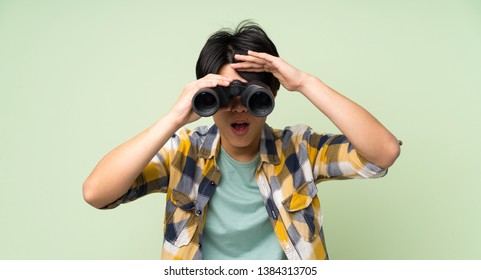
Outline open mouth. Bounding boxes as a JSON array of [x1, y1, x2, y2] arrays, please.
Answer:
[[231, 122, 249, 135]]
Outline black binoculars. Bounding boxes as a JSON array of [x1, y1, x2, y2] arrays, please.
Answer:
[[192, 80, 275, 117]]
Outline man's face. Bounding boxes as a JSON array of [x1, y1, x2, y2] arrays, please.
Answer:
[[213, 64, 268, 162]]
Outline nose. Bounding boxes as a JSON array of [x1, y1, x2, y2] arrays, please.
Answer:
[[228, 96, 247, 113]]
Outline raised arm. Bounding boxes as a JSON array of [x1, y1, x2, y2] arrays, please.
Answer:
[[232, 51, 400, 169], [82, 75, 233, 208]]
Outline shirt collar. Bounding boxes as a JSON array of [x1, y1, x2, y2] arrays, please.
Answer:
[[259, 124, 281, 165], [199, 124, 281, 165], [199, 125, 221, 160]]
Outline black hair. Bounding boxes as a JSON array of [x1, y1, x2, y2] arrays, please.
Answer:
[[195, 20, 280, 95]]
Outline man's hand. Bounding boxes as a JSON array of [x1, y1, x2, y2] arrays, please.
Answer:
[[167, 74, 233, 126], [232, 50, 307, 92], [232, 50, 400, 169]]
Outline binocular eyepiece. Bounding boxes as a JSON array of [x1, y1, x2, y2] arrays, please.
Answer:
[[192, 80, 275, 117]]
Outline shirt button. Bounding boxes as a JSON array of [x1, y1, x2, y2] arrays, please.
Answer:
[[195, 209, 202, 216]]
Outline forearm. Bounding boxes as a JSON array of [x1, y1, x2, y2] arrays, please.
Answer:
[[231, 51, 400, 168], [82, 114, 181, 209], [82, 75, 233, 208], [299, 74, 400, 169]]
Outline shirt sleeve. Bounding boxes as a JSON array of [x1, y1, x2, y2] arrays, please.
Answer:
[[101, 134, 179, 209], [307, 132, 387, 182]]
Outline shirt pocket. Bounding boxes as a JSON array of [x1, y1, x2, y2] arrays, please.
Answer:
[[164, 189, 199, 247], [281, 180, 323, 242]]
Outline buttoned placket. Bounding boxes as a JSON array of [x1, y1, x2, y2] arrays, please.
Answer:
[[256, 161, 299, 260], [193, 161, 221, 257]]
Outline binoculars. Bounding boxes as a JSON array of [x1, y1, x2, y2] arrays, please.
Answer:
[[192, 80, 275, 117]]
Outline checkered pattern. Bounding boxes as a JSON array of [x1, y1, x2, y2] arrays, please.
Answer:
[[104, 124, 386, 259]]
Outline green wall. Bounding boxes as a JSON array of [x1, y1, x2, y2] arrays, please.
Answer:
[[1, 0, 480, 259]]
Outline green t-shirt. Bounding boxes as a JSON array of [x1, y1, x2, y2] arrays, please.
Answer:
[[202, 147, 287, 260]]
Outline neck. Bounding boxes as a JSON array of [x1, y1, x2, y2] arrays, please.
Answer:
[[220, 140, 260, 163]]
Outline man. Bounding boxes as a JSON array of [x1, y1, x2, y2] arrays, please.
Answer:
[[83, 21, 400, 260]]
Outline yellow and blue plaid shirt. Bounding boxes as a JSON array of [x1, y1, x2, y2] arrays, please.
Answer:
[[104, 123, 387, 259]]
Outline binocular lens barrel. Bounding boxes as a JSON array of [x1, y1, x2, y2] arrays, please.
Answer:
[[192, 89, 220, 117], [243, 90, 274, 117], [192, 81, 274, 117]]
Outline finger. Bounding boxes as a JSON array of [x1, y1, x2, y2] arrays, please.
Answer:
[[193, 79, 227, 91], [231, 67, 267, 73], [234, 54, 267, 64], [232, 61, 276, 73], [203, 74, 234, 83], [233, 67, 266, 73], [246, 50, 277, 63], [231, 61, 264, 70], [200, 76, 233, 88]]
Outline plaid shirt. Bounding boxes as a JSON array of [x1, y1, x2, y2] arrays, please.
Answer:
[[105, 123, 386, 259]]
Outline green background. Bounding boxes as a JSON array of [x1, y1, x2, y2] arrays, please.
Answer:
[[1, 0, 480, 259]]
